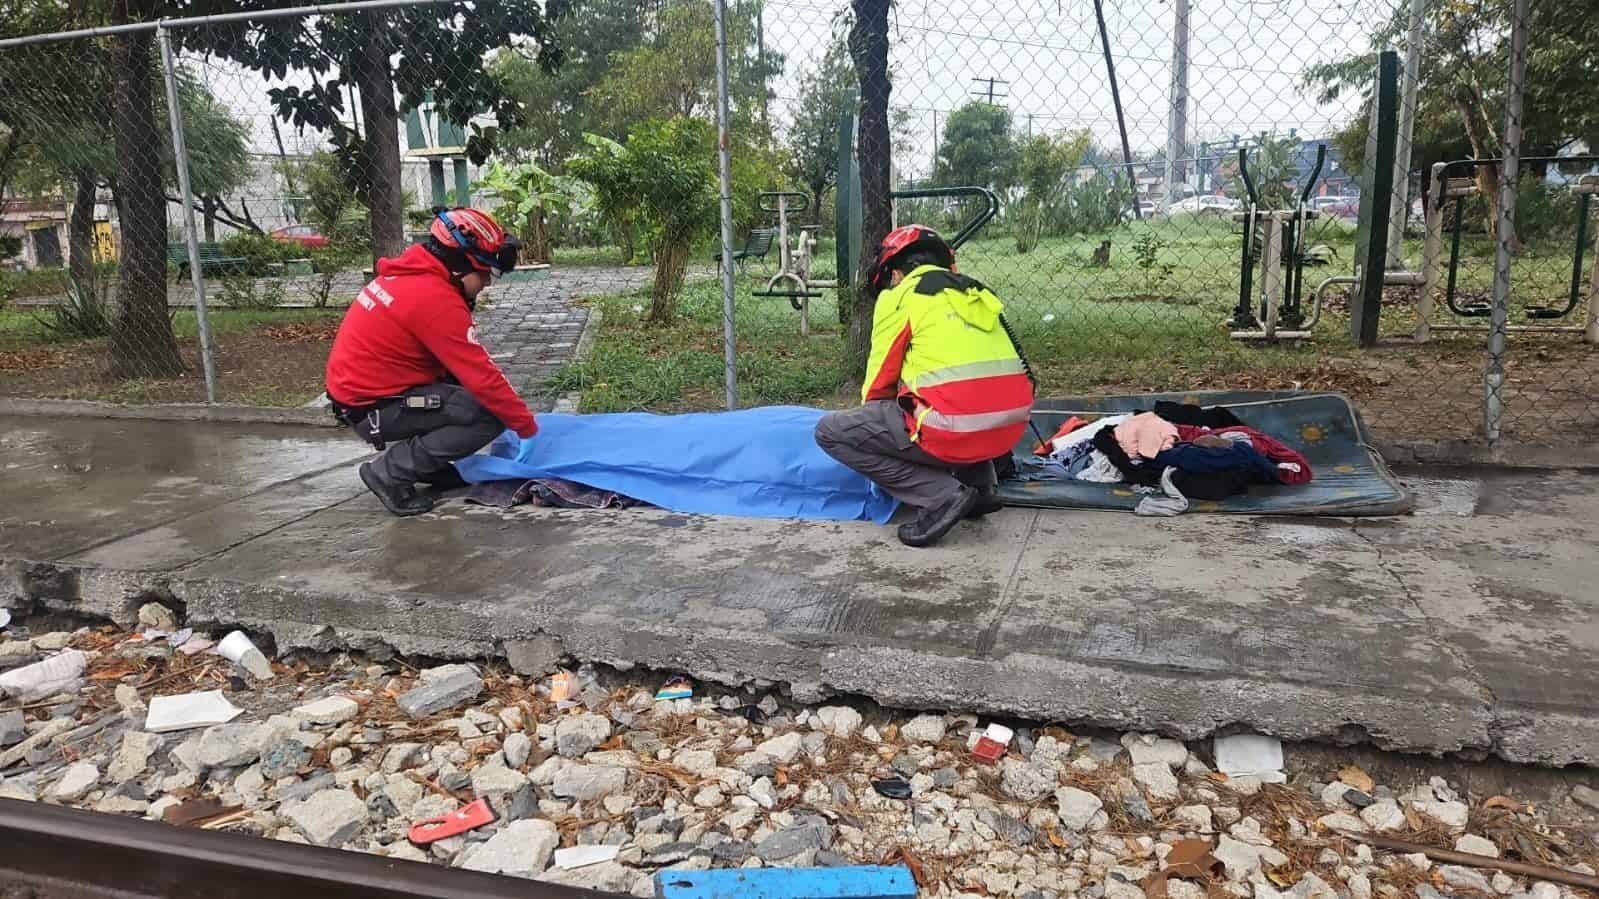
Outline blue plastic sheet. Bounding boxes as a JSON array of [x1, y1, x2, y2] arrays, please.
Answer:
[[999, 391, 1410, 516], [454, 406, 898, 523]]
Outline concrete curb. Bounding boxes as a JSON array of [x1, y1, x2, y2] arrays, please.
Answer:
[[6, 555, 1582, 766], [0, 397, 335, 428]]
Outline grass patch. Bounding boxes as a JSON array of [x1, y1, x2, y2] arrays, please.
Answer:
[[552, 277, 850, 411], [555, 214, 1597, 446]]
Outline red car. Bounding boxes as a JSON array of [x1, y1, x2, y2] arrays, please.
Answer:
[[269, 223, 329, 249]]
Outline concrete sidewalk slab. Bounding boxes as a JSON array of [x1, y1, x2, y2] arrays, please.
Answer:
[[2, 416, 1597, 765]]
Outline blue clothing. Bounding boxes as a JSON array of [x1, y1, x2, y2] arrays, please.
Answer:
[[1152, 442, 1281, 483], [454, 406, 898, 523]]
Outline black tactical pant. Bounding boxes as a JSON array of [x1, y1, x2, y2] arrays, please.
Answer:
[[346, 383, 506, 486]]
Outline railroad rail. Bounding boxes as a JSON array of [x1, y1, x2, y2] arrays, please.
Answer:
[[0, 797, 621, 898]]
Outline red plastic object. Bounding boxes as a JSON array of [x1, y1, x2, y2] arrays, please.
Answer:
[[408, 798, 496, 845], [972, 736, 1008, 764]]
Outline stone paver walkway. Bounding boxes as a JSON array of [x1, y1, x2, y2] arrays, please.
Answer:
[[472, 266, 652, 408]]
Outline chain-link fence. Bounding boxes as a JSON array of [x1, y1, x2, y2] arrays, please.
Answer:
[[1, 0, 1593, 448]]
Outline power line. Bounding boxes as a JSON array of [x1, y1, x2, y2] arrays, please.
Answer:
[[970, 76, 1009, 106]]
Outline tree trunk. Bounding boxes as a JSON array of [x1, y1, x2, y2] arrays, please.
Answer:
[[109, 0, 185, 379], [68, 169, 98, 295], [1453, 85, 1521, 253], [847, 0, 892, 379], [201, 196, 218, 241], [352, 14, 405, 263], [648, 240, 688, 323], [528, 206, 552, 264]]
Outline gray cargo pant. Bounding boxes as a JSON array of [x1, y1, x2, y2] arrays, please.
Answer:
[[349, 383, 506, 486], [814, 401, 996, 509]]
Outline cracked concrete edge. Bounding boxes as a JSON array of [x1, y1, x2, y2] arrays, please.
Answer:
[[0, 397, 335, 428], [550, 305, 601, 414], [6, 557, 1591, 767], [1373, 437, 1599, 470]]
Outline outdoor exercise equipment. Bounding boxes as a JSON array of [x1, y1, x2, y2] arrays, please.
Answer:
[[752, 186, 1000, 335], [1228, 144, 1327, 340], [1413, 158, 1599, 343], [750, 103, 1001, 334]]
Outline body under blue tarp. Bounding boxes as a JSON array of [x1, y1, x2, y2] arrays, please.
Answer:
[[1000, 391, 1410, 516], [454, 406, 898, 523]]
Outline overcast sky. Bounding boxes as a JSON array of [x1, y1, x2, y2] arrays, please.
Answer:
[[763, 0, 1404, 178], [171, 0, 1405, 182]]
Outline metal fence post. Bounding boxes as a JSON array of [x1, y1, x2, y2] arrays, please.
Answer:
[[1485, 0, 1529, 443], [711, 0, 738, 411], [1386, 0, 1425, 269], [1352, 50, 1398, 348], [157, 21, 219, 404]]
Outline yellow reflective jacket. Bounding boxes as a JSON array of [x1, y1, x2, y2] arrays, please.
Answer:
[[861, 265, 1034, 463]]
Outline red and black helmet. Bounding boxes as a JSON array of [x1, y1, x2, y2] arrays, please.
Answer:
[[429, 207, 522, 276], [868, 224, 955, 293]]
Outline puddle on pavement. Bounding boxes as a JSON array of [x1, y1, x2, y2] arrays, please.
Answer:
[[1399, 476, 1481, 517]]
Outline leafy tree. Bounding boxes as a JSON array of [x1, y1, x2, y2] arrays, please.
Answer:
[[934, 102, 1018, 193], [569, 118, 718, 322], [1228, 133, 1300, 210], [171, 0, 569, 262], [1304, 0, 1599, 247], [587, 0, 780, 134], [787, 31, 855, 218], [168, 71, 254, 241], [488, 0, 650, 167], [1013, 130, 1090, 253]]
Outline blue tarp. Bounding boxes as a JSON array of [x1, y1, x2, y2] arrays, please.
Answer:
[[999, 391, 1410, 516], [454, 406, 898, 524]]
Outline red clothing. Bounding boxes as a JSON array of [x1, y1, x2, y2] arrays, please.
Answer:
[[325, 245, 537, 438]]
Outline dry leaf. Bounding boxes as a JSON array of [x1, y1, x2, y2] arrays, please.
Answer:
[[883, 724, 899, 743], [1483, 795, 1523, 812], [1339, 765, 1375, 793], [1047, 827, 1069, 849], [774, 767, 789, 786], [880, 846, 927, 887], [1267, 869, 1293, 887], [1163, 839, 1221, 880]]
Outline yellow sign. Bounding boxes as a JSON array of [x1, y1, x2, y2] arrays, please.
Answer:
[[93, 221, 116, 263]]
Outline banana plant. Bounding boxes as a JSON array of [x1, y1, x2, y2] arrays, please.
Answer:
[[476, 160, 593, 264]]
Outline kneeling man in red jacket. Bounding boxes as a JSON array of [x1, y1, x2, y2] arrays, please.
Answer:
[[325, 208, 538, 517]]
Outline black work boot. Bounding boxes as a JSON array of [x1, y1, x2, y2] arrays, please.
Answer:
[[897, 486, 980, 548], [359, 462, 434, 517], [423, 466, 469, 492], [966, 485, 1004, 519]]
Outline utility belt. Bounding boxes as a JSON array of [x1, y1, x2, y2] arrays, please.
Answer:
[[328, 390, 444, 451]]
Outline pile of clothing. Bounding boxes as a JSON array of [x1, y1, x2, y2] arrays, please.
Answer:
[[1015, 401, 1312, 516]]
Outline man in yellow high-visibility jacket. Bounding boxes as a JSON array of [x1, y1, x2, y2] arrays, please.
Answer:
[[815, 225, 1034, 547]]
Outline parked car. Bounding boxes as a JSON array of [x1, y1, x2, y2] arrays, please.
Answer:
[[1123, 201, 1159, 221], [1310, 195, 1359, 219], [1169, 194, 1240, 216], [269, 223, 329, 249]]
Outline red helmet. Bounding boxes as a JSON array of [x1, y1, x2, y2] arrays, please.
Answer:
[[430, 207, 521, 275], [868, 224, 955, 293]]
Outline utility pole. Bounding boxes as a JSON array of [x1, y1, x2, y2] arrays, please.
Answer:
[[1162, 0, 1190, 211], [1387, 0, 1425, 269], [970, 77, 1009, 107]]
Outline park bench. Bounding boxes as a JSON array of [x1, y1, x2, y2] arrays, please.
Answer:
[[167, 241, 248, 281], [714, 227, 776, 273]]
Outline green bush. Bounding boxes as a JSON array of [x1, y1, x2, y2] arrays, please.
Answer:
[[221, 231, 299, 275], [216, 273, 287, 310], [1515, 178, 1579, 244]]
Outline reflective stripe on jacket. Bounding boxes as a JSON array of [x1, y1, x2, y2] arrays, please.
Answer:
[[861, 265, 1034, 464]]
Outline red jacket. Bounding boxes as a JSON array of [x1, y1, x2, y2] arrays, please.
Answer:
[[325, 245, 538, 438]]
